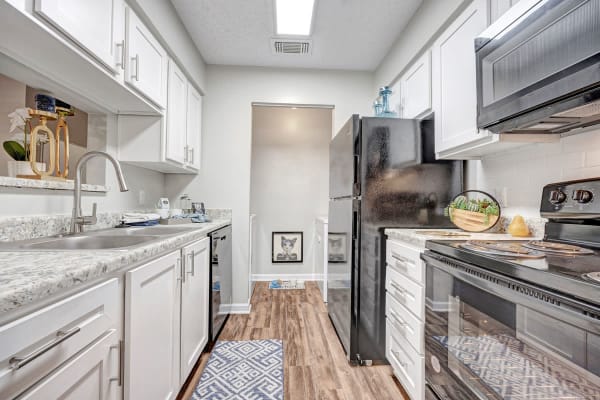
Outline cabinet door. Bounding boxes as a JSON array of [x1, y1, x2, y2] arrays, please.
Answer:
[[400, 51, 432, 119], [166, 60, 188, 165], [186, 83, 202, 171], [35, 0, 123, 74], [18, 330, 120, 400], [180, 238, 210, 383], [125, 7, 167, 108], [490, 0, 521, 24], [432, 0, 490, 154], [125, 251, 181, 400]]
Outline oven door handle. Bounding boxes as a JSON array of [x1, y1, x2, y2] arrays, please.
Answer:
[[422, 252, 600, 334]]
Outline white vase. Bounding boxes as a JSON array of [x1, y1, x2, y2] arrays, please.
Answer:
[[7, 161, 47, 177]]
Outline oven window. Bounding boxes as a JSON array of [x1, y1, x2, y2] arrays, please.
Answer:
[[425, 264, 600, 400]]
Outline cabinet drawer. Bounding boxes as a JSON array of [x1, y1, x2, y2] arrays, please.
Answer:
[[15, 329, 120, 400], [386, 266, 424, 320], [386, 240, 425, 285], [0, 279, 120, 400], [386, 293, 424, 354], [386, 320, 425, 400]]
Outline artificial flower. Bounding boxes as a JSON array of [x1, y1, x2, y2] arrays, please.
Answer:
[[8, 108, 30, 133]]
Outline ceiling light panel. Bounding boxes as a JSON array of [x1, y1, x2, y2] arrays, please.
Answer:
[[275, 0, 315, 36]]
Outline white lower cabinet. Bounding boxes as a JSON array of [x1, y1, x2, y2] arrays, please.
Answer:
[[385, 239, 426, 400], [1, 235, 213, 400], [180, 238, 210, 384], [0, 278, 121, 400], [125, 251, 181, 400], [17, 330, 120, 400], [125, 238, 210, 400]]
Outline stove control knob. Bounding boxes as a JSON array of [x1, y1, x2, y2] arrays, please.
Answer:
[[572, 189, 593, 204], [549, 190, 567, 204]]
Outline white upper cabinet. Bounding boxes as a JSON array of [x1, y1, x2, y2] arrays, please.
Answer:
[[490, 0, 521, 24], [125, 7, 168, 108], [180, 238, 210, 383], [399, 50, 432, 119], [432, 0, 491, 158], [186, 84, 202, 171], [166, 60, 188, 165], [35, 0, 125, 76]]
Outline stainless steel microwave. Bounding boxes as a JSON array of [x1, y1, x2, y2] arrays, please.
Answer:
[[475, 0, 600, 134]]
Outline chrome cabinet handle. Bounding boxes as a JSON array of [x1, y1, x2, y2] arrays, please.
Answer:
[[187, 250, 195, 277], [177, 257, 184, 283], [131, 54, 139, 81], [109, 340, 124, 386], [391, 252, 413, 268], [389, 310, 407, 328], [9, 326, 81, 370], [184, 145, 189, 163], [116, 40, 125, 70], [390, 282, 406, 295], [392, 349, 406, 368]]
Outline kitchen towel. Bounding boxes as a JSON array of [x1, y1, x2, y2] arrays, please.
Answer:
[[193, 339, 283, 400]]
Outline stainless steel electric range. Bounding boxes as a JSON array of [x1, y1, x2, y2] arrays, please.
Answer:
[[422, 178, 600, 400]]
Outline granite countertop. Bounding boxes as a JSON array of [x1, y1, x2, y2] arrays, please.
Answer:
[[385, 228, 543, 248], [0, 220, 230, 316]]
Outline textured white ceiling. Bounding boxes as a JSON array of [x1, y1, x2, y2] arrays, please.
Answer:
[[170, 0, 423, 71]]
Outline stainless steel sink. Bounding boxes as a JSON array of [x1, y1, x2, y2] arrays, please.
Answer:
[[0, 225, 200, 251], [90, 226, 198, 237], [10, 235, 159, 250]]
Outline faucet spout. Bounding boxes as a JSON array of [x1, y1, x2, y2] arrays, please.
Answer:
[[71, 151, 129, 234]]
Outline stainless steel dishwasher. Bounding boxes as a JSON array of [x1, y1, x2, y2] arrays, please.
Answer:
[[208, 225, 232, 341]]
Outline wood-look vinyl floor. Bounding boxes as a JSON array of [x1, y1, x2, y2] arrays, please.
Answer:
[[178, 281, 408, 400]]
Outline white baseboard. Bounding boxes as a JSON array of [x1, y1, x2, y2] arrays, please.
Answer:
[[251, 273, 323, 281], [425, 297, 451, 312], [229, 303, 252, 314]]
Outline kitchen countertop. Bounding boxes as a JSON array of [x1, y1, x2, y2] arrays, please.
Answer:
[[0, 220, 230, 316], [385, 228, 542, 248]]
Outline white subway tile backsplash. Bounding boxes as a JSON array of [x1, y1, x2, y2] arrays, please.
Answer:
[[467, 127, 600, 219], [585, 150, 600, 167]]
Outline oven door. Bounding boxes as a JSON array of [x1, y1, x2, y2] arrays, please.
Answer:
[[476, 0, 600, 133], [422, 251, 600, 400]]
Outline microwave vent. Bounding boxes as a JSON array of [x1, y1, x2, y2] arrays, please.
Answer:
[[556, 100, 600, 118]]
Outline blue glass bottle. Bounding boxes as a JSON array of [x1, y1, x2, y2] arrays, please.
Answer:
[[373, 100, 383, 116], [378, 86, 397, 117]]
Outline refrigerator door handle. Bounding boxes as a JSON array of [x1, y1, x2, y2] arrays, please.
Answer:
[[353, 154, 360, 195]]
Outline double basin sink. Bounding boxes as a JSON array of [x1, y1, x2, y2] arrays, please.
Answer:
[[0, 226, 200, 251]]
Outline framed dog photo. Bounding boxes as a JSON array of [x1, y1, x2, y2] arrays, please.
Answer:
[[272, 231, 303, 263], [328, 232, 347, 263]]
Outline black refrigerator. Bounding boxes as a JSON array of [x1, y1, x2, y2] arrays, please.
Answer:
[[327, 114, 462, 364]]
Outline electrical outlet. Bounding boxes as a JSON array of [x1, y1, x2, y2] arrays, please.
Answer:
[[138, 190, 146, 205], [494, 187, 508, 208]]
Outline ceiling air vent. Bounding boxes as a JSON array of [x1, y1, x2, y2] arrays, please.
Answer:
[[271, 39, 312, 55]]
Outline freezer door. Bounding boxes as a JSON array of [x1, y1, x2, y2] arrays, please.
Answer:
[[327, 198, 359, 359], [329, 115, 360, 199]]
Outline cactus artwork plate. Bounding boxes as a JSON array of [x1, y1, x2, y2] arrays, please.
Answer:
[[445, 190, 501, 232]]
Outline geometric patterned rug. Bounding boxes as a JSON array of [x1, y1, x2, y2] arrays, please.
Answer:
[[192, 340, 284, 400]]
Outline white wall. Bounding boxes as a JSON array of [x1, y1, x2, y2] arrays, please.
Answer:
[[374, 0, 467, 90], [250, 106, 331, 277], [0, 113, 166, 216], [165, 65, 373, 305], [466, 128, 600, 219]]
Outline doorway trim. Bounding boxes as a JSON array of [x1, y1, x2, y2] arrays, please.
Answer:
[[252, 102, 334, 109]]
